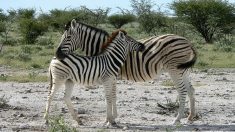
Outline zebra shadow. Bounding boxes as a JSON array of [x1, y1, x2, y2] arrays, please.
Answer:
[[80, 123, 235, 131]]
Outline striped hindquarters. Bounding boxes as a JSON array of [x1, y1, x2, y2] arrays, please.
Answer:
[[120, 34, 197, 82]]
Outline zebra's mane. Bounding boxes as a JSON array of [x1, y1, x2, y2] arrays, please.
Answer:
[[64, 19, 109, 36], [101, 29, 127, 50]]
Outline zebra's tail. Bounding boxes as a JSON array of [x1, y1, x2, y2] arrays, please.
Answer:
[[55, 46, 67, 60], [177, 47, 197, 69]]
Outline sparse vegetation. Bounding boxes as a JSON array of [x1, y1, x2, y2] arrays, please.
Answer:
[[0, 95, 10, 109], [0, 0, 234, 81], [48, 116, 77, 132]]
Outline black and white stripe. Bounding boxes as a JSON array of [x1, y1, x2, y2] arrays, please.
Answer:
[[53, 19, 197, 124], [44, 30, 145, 126], [56, 19, 109, 60]]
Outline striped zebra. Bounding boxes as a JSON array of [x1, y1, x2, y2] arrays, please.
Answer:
[[55, 19, 197, 125], [56, 19, 109, 60], [44, 30, 145, 126]]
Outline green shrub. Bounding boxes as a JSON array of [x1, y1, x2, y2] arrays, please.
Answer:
[[20, 45, 32, 54], [108, 14, 136, 29], [48, 116, 77, 132], [18, 52, 31, 61], [0, 74, 8, 81], [19, 19, 48, 44], [30, 63, 42, 69], [36, 36, 54, 46]]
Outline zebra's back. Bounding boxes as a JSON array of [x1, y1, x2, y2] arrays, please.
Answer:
[[120, 34, 197, 82]]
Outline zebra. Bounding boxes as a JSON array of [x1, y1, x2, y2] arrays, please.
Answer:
[[55, 19, 197, 125], [56, 19, 109, 60], [44, 29, 145, 126]]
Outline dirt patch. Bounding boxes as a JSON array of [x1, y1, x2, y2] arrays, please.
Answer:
[[0, 69, 235, 131]]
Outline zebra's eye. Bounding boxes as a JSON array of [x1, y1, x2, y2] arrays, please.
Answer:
[[67, 35, 72, 39]]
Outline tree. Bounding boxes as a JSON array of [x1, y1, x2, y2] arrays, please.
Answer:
[[171, 0, 235, 43], [108, 14, 136, 29], [17, 9, 48, 44], [130, 0, 167, 35]]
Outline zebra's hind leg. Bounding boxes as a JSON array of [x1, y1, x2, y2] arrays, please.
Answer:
[[64, 80, 82, 125], [44, 81, 63, 124], [186, 80, 196, 123], [169, 69, 188, 125]]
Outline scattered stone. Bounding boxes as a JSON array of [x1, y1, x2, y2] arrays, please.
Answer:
[[61, 107, 67, 113], [18, 113, 25, 117], [144, 90, 150, 93], [25, 89, 32, 93], [127, 86, 135, 90], [168, 90, 172, 93], [123, 126, 128, 130], [141, 117, 147, 120], [77, 108, 86, 114], [140, 97, 148, 101]]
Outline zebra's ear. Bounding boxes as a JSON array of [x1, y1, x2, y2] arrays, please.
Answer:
[[71, 19, 76, 29], [118, 31, 125, 39]]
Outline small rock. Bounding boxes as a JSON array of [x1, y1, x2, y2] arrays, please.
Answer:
[[22, 96, 28, 99], [231, 120, 235, 123], [123, 126, 128, 130], [127, 86, 135, 90], [141, 117, 147, 120], [61, 107, 67, 113], [144, 90, 150, 93], [140, 97, 148, 101], [24, 89, 32, 93], [19, 113, 25, 117], [168, 90, 172, 93], [77, 108, 86, 114]]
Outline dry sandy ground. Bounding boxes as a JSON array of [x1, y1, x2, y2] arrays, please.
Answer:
[[0, 68, 235, 131]]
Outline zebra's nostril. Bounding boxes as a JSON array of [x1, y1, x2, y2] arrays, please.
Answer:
[[139, 44, 145, 51]]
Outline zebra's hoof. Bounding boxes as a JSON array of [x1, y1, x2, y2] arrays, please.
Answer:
[[76, 119, 83, 126], [103, 121, 119, 128], [173, 120, 181, 125], [187, 120, 193, 124], [45, 120, 49, 125]]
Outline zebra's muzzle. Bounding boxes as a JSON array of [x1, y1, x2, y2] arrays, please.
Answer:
[[138, 43, 145, 52]]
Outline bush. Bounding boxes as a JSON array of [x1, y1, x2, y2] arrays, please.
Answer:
[[18, 52, 31, 62], [36, 36, 54, 46], [108, 14, 136, 29], [171, 0, 235, 43], [48, 116, 77, 132], [19, 19, 48, 44]]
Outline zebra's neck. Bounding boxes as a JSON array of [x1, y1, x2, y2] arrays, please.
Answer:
[[76, 23, 109, 56], [100, 40, 128, 73]]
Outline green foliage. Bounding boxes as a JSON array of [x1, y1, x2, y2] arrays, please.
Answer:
[[48, 7, 110, 31], [48, 116, 77, 132], [36, 36, 54, 46], [130, 0, 167, 35], [108, 14, 136, 29], [0, 74, 8, 81], [19, 18, 48, 44], [17, 8, 36, 19], [18, 52, 32, 62], [171, 0, 235, 43], [0, 95, 10, 108]]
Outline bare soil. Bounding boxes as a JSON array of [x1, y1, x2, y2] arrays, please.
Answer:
[[0, 68, 235, 131]]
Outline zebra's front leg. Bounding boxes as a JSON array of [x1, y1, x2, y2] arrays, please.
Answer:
[[103, 82, 117, 127], [64, 80, 82, 125]]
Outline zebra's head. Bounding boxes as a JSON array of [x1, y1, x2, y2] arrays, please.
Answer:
[[116, 30, 145, 52], [57, 19, 81, 56]]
